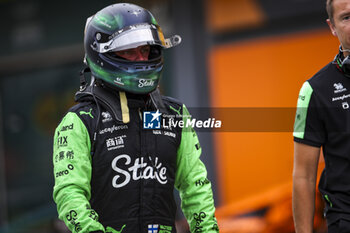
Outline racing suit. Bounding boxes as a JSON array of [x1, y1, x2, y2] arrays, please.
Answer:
[[52, 86, 219, 233]]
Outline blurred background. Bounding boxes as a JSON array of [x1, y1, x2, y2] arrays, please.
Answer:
[[0, 0, 339, 232]]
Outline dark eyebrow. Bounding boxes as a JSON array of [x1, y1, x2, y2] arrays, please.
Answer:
[[339, 11, 350, 19]]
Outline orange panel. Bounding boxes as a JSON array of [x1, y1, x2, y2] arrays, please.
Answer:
[[207, 0, 265, 32], [209, 29, 339, 208]]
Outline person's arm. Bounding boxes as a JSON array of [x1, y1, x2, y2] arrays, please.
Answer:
[[175, 105, 219, 233], [53, 112, 106, 233], [292, 141, 321, 233]]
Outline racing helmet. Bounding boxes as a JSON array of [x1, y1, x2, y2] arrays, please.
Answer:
[[84, 3, 181, 94]]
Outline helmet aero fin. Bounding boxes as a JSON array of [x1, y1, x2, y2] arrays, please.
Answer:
[[164, 35, 182, 48], [83, 3, 182, 94]]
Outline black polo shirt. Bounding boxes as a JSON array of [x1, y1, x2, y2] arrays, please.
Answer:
[[294, 61, 350, 224]]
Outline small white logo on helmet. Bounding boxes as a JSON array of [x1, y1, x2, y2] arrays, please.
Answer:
[[138, 79, 154, 88]]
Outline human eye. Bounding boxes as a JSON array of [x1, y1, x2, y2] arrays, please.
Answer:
[[141, 48, 149, 54], [342, 14, 350, 21], [121, 50, 131, 55], [140, 45, 150, 53], [120, 49, 137, 56]]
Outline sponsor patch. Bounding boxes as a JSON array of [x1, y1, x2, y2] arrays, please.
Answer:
[[111, 155, 167, 188], [102, 111, 113, 123], [106, 135, 126, 151], [60, 123, 73, 131], [99, 125, 128, 134]]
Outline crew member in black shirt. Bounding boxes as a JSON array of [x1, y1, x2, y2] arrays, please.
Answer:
[[293, 0, 350, 232]]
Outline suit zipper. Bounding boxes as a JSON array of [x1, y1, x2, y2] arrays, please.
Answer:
[[138, 107, 144, 233]]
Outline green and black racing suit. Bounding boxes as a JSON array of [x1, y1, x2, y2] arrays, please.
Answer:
[[52, 88, 219, 233]]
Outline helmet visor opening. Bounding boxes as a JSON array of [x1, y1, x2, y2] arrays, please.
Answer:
[[96, 24, 166, 53], [104, 45, 162, 62]]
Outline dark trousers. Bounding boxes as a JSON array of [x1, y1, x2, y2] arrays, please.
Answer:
[[328, 219, 350, 233]]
